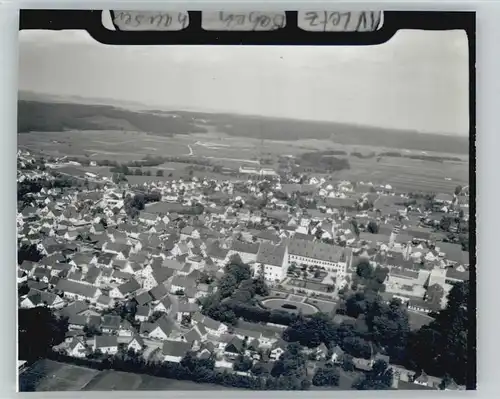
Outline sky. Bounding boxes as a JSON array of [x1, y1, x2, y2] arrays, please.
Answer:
[[18, 27, 469, 136]]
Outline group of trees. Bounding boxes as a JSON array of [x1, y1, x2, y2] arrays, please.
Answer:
[[269, 342, 310, 390], [283, 291, 410, 364], [18, 307, 69, 361], [351, 260, 388, 293], [405, 282, 470, 385], [123, 191, 162, 218], [18, 244, 43, 265], [299, 152, 351, 173], [200, 256, 273, 325], [352, 359, 394, 390], [378, 152, 462, 163], [312, 363, 341, 387]]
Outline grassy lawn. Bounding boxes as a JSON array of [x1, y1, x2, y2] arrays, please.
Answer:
[[19, 360, 100, 392], [305, 298, 338, 314], [288, 294, 306, 302], [408, 310, 435, 330], [83, 370, 143, 390]]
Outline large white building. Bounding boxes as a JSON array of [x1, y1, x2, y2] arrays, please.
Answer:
[[255, 242, 289, 283], [287, 238, 351, 278]]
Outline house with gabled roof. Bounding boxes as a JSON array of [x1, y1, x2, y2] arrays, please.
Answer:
[[117, 319, 136, 337], [95, 294, 114, 310], [142, 266, 174, 291], [154, 296, 173, 314], [224, 336, 245, 358], [67, 337, 88, 358], [94, 335, 118, 355], [148, 315, 179, 341], [148, 283, 169, 301], [202, 316, 228, 337], [170, 276, 196, 294], [100, 315, 121, 334], [20, 289, 65, 309], [56, 278, 101, 302], [109, 278, 141, 299], [127, 334, 145, 352], [171, 242, 191, 258], [138, 212, 159, 225], [162, 340, 192, 363]]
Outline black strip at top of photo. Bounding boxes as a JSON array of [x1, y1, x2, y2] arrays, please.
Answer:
[[19, 10, 474, 46]]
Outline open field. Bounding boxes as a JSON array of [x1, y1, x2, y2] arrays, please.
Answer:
[[19, 128, 468, 193], [19, 360, 240, 392], [261, 297, 319, 315], [19, 359, 100, 392]]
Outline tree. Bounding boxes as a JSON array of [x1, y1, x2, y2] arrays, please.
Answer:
[[367, 221, 379, 234], [440, 216, 453, 231], [406, 282, 469, 385], [234, 354, 253, 372], [156, 169, 164, 177], [353, 359, 393, 390], [134, 169, 142, 176], [251, 362, 270, 376], [18, 244, 43, 265], [312, 364, 340, 386], [356, 260, 374, 280], [218, 274, 238, 299], [454, 185, 463, 195], [341, 354, 355, 371], [18, 307, 68, 361], [271, 342, 307, 382]]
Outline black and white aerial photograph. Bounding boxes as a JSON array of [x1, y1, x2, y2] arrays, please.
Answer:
[[17, 12, 474, 393]]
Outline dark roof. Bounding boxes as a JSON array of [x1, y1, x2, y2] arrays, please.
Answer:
[[58, 300, 89, 318], [177, 301, 199, 313], [149, 284, 169, 300], [56, 279, 99, 298], [389, 268, 420, 280], [256, 243, 287, 267], [155, 315, 177, 335], [231, 240, 260, 254], [206, 243, 229, 260], [162, 340, 191, 357], [151, 267, 174, 284], [135, 291, 153, 306], [68, 314, 87, 326], [225, 336, 244, 353], [288, 238, 347, 263], [136, 305, 150, 317], [101, 315, 121, 329], [171, 276, 196, 290], [95, 334, 118, 348], [437, 242, 464, 264], [184, 327, 202, 343], [203, 316, 222, 331], [117, 278, 141, 296]]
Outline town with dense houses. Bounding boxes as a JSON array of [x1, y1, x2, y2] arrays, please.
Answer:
[[17, 149, 470, 391]]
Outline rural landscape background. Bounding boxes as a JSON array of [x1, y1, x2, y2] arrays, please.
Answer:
[[18, 90, 469, 195]]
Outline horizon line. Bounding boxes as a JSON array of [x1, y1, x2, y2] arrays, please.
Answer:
[[18, 89, 470, 139]]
